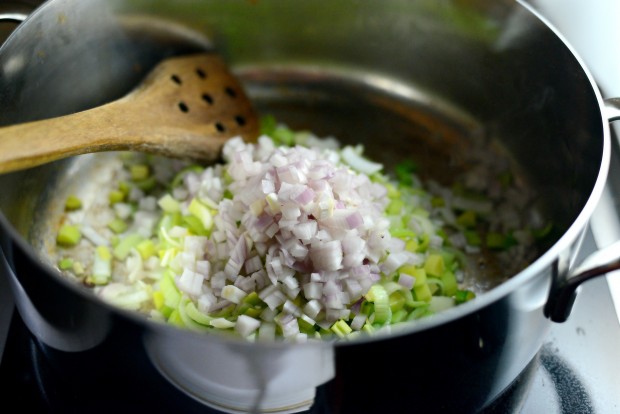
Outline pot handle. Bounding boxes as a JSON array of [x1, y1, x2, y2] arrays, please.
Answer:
[[0, 2, 33, 33], [546, 99, 620, 322], [546, 239, 620, 322], [604, 97, 620, 121], [0, 2, 34, 23]]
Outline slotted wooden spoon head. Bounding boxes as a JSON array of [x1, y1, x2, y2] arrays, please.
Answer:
[[126, 53, 260, 152], [0, 53, 260, 174]]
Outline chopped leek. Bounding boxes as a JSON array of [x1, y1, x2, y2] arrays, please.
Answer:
[[366, 284, 391, 325], [108, 218, 128, 234], [64, 195, 82, 211], [130, 164, 150, 181], [188, 198, 213, 231], [109, 190, 125, 204], [158, 194, 181, 213], [414, 283, 432, 303], [52, 120, 539, 343], [58, 258, 74, 270], [394, 159, 417, 186], [56, 224, 81, 246], [159, 270, 181, 310], [455, 289, 476, 304], [441, 271, 458, 296], [456, 210, 477, 228], [185, 301, 213, 326], [113, 233, 143, 260], [88, 246, 112, 285], [424, 254, 445, 277], [331, 319, 353, 337], [136, 239, 156, 259]]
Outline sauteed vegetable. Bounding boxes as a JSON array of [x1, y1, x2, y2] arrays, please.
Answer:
[[53, 118, 546, 342]]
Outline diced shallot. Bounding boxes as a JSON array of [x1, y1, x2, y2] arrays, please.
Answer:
[[236, 315, 261, 337], [398, 273, 416, 290]]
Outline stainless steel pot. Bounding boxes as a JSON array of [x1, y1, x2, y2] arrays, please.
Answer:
[[1, 1, 620, 413]]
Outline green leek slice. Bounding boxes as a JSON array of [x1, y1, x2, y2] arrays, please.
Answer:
[[56, 224, 81, 246]]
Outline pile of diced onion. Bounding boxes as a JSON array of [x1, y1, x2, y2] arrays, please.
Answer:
[[54, 124, 490, 342]]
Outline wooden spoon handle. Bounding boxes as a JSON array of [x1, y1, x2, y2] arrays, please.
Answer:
[[0, 53, 260, 174], [0, 100, 234, 174]]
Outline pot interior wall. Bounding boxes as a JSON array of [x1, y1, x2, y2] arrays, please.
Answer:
[[0, 0, 604, 291]]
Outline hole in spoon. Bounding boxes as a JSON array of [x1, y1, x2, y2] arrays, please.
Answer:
[[171, 74, 182, 85], [215, 122, 225, 132], [202, 93, 213, 105], [225, 87, 236, 98], [196, 68, 207, 79], [235, 116, 246, 126], [178, 102, 189, 113]]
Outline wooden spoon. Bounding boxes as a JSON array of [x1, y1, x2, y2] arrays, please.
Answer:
[[0, 53, 260, 174]]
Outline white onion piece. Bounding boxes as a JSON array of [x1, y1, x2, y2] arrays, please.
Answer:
[[340, 145, 383, 175], [172, 252, 196, 272], [429, 296, 456, 313], [282, 275, 300, 290], [303, 282, 323, 300], [310, 240, 343, 271], [283, 299, 302, 316], [168, 226, 188, 238], [292, 221, 317, 242], [381, 251, 411, 276], [112, 135, 408, 339], [260, 307, 277, 322], [193, 260, 210, 279], [344, 279, 363, 299], [258, 321, 276, 341], [177, 268, 203, 297], [234, 275, 255, 292], [97, 283, 150, 311], [139, 196, 158, 212], [210, 318, 236, 329], [276, 313, 300, 338], [197, 294, 215, 313], [221, 285, 247, 304], [113, 203, 133, 220], [303, 299, 322, 319], [210, 271, 227, 291], [81, 226, 109, 247], [263, 291, 286, 310], [310, 272, 322, 282], [236, 315, 261, 337], [126, 249, 143, 283], [398, 273, 416, 290], [350, 313, 367, 331]]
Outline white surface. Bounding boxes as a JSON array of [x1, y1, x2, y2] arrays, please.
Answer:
[[543, 230, 620, 413], [590, 172, 620, 319], [523, 274, 620, 414], [527, 0, 620, 96]]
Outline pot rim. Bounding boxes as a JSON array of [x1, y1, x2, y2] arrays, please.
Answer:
[[0, 0, 612, 348]]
